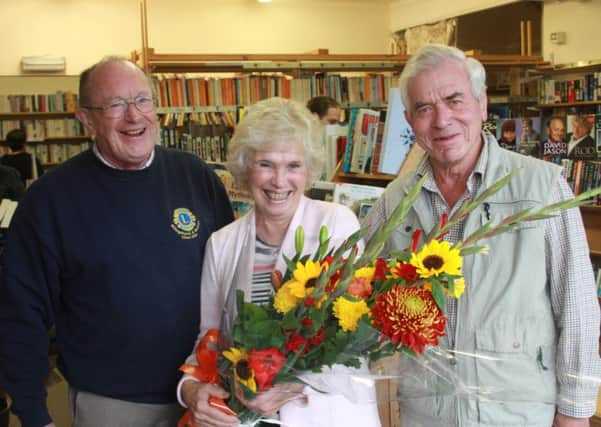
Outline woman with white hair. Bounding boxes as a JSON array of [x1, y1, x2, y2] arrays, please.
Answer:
[[178, 97, 381, 427]]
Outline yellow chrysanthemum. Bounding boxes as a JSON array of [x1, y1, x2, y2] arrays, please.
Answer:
[[223, 347, 257, 392], [274, 282, 300, 314], [292, 260, 323, 292], [354, 266, 375, 280], [332, 297, 370, 332], [410, 240, 462, 278]]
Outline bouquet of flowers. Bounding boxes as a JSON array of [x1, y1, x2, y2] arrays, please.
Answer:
[[179, 171, 601, 426]]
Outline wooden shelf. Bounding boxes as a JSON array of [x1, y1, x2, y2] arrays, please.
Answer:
[[0, 111, 76, 120], [535, 100, 601, 109], [581, 206, 601, 255], [132, 48, 546, 74], [0, 136, 90, 144], [335, 171, 396, 187], [534, 59, 601, 75]]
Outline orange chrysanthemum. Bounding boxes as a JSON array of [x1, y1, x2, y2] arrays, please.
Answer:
[[372, 286, 446, 354]]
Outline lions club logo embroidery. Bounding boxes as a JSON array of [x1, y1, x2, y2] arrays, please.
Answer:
[[171, 208, 200, 239]]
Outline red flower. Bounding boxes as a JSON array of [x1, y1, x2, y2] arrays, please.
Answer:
[[392, 262, 420, 283], [373, 258, 389, 281], [304, 297, 316, 307], [285, 333, 309, 356], [372, 286, 446, 354], [248, 348, 286, 391], [309, 328, 326, 346], [302, 318, 313, 327]]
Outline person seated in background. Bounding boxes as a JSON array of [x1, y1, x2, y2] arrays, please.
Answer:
[[0, 164, 24, 427], [179, 97, 381, 427], [306, 96, 341, 125], [0, 164, 25, 202], [0, 128, 43, 186]]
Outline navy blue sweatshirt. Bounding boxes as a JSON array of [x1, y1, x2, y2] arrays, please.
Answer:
[[0, 147, 234, 426]]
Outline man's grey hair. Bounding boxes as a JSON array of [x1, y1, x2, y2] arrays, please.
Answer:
[[399, 44, 487, 113]]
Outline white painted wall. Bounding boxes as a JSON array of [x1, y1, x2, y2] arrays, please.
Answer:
[[542, 0, 601, 65], [0, 0, 599, 82], [0, 0, 390, 77]]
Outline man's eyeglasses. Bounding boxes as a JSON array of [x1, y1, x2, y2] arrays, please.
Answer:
[[82, 95, 156, 118]]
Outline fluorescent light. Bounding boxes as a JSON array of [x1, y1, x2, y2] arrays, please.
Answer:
[[257, 0, 272, 3]]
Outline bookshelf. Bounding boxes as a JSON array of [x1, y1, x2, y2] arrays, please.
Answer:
[[0, 111, 91, 167], [533, 59, 601, 108]]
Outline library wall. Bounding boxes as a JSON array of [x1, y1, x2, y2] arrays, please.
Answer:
[[1, 0, 140, 75], [146, 0, 391, 55], [0, 0, 390, 77], [542, 0, 601, 65]]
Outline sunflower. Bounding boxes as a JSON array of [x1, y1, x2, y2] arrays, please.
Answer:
[[332, 296, 370, 332], [291, 260, 323, 294], [223, 347, 256, 392], [371, 286, 446, 354], [410, 240, 462, 278]]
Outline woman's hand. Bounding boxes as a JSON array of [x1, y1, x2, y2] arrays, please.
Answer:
[[181, 380, 239, 427], [236, 382, 306, 417]]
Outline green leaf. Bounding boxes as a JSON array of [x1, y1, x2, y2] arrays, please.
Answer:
[[431, 281, 446, 311]]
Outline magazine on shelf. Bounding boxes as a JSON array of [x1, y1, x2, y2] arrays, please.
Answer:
[[210, 165, 253, 219], [566, 114, 597, 160], [332, 182, 384, 220], [378, 87, 414, 175], [323, 124, 348, 180]]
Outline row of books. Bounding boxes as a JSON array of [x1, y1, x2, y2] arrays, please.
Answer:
[[159, 110, 237, 129], [159, 127, 230, 163], [21, 142, 91, 165], [537, 73, 601, 104], [152, 73, 394, 108], [338, 88, 415, 176], [563, 159, 601, 204], [0, 92, 79, 113], [0, 119, 86, 140]]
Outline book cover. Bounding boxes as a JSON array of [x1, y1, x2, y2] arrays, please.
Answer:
[[342, 109, 358, 173], [377, 87, 414, 175], [323, 124, 348, 180], [349, 109, 379, 174], [212, 167, 253, 219], [566, 114, 597, 160], [540, 116, 567, 164]]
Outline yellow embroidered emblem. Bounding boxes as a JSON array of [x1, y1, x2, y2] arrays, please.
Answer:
[[171, 208, 200, 239]]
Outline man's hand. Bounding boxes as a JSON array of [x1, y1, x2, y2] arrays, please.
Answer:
[[553, 413, 590, 427], [181, 380, 238, 427]]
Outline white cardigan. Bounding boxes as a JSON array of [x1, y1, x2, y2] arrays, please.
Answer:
[[180, 195, 381, 426]]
